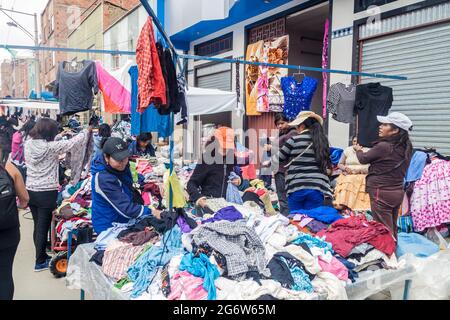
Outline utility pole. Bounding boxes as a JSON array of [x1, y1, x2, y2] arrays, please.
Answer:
[[34, 13, 40, 98], [1, 7, 41, 98]]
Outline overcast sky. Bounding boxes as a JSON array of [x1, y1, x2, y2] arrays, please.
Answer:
[[0, 0, 49, 63]]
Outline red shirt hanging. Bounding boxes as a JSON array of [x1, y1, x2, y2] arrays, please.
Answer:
[[136, 17, 167, 113]]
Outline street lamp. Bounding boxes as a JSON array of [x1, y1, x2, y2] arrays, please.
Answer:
[[1, 8, 40, 99]]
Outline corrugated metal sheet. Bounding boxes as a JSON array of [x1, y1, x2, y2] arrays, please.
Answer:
[[359, 2, 450, 39], [361, 22, 450, 155], [246, 113, 277, 166]]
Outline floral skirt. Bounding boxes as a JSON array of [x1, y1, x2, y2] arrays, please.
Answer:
[[410, 159, 450, 232], [334, 174, 371, 210]]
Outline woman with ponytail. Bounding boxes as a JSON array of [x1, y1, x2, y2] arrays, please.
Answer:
[[354, 112, 413, 239], [273, 111, 332, 212]]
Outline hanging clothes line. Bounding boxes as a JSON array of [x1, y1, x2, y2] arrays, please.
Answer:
[[0, 43, 407, 81]]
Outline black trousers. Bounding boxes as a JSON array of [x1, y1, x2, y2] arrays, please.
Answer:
[[0, 244, 19, 300], [28, 190, 58, 265], [274, 172, 289, 216]]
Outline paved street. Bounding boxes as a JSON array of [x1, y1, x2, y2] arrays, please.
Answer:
[[12, 210, 79, 300]]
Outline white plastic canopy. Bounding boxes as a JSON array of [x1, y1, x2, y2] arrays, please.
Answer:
[[185, 86, 238, 116]]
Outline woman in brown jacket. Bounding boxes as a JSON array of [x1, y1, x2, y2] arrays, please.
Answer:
[[354, 112, 413, 239]]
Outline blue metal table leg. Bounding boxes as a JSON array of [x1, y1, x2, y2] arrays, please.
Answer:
[[80, 289, 85, 300], [403, 280, 412, 300]]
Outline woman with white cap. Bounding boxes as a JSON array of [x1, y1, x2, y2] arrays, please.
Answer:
[[354, 112, 413, 239], [273, 111, 332, 212]]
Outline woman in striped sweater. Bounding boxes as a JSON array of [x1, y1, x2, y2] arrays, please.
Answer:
[[273, 111, 332, 212]]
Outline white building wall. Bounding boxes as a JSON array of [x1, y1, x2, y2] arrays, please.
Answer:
[[103, 3, 156, 70]]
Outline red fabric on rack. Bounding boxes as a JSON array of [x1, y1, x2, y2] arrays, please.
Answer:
[[317, 215, 396, 258], [136, 17, 167, 113]]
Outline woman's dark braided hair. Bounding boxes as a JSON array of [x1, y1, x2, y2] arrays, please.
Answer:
[[389, 124, 413, 165], [302, 117, 332, 175]]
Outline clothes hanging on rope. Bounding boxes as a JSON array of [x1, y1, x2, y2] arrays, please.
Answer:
[[354, 83, 393, 147], [322, 19, 330, 119], [136, 17, 167, 113], [281, 76, 318, 121], [129, 65, 171, 137], [54, 60, 99, 116], [95, 60, 133, 114], [327, 83, 356, 124]]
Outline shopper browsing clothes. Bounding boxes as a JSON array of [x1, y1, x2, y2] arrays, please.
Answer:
[[273, 111, 332, 212], [333, 136, 371, 211], [24, 118, 92, 272], [128, 132, 156, 157], [354, 112, 413, 239], [0, 147, 29, 300], [93, 123, 111, 159], [187, 127, 246, 214], [91, 137, 161, 234]]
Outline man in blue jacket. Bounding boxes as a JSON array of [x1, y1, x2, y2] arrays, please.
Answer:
[[91, 137, 159, 234]]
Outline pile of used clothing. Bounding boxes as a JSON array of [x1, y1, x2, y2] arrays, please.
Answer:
[[55, 176, 94, 243], [88, 195, 405, 300]]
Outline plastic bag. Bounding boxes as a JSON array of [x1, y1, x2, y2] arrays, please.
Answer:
[[425, 227, 450, 250], [390, 250, 450, 300]]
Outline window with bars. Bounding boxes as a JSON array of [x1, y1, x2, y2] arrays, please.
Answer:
[[355, 0, 398, 13], [248, 17, 286, 44], [194, 33, 233, 57]]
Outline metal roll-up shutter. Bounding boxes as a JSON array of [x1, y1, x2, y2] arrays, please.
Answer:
[[196, 71, 232, 91], [360, 22, 450, 155], [195, 62, 232, 91]]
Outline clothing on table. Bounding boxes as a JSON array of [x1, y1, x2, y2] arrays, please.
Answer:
[[354, 83, 393, 147], [94, 223, 129, 251], [127, 225, 184, 298], [327, 83, 356, 124], [95, 60, 133, 114], [334, 255, 358, 282], [24, 130, 90, 192], [247, 214, 290, 245], [274, 131, 332, 197], [179, 252, 220, 300], [356, 138, 409, 190], [318, 256, 348, 281], [119, 228, 159, 246], [305, 220, 328, 234], [288, 189, 324, 212], [66, 131, 94, 186], [226, 172, 243, 205], [281, 76, 318, 121], [334, 174, 371, 211], [191, 220, 268, 279], [410, 158, 450, 232], [168, 270, 208, 300], [136, 17, 166, 112], [291, 206, 342, 224], [292, 232, 334, 254], [405, 151, 428, 186], [396, 232, 440, 258], [28, 190, 58, 264], [202, 206, 243, 224], [368, 187, 403, 239], [102, 240, 147, 281], [90, 249, 105, 266], [90, 155, 151, 234], [322, 19, 329, 118], [129, 66, 171, 137], [54, 60, 99, 116], [317, 215, 396, 258]]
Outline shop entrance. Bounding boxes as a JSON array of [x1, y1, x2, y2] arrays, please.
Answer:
[[286, 3, 329, 116]]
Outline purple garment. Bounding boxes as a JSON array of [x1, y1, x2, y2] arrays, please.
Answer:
[[177, 216, 193, 233], [202, 206, 243, 224], [306, 220, 328, 233]]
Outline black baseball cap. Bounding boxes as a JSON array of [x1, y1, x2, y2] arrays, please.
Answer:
[[102, 137, 131, 161]]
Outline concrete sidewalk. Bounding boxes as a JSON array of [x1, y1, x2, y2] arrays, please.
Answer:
[[12, 210, 80, 300]]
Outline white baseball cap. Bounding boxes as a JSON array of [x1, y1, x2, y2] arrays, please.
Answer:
[[377, 112, 413, 132]]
